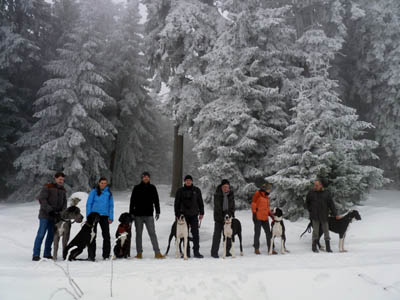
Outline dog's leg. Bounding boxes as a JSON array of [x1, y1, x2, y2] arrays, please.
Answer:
[[223, 235, 227, 259], [268, 236, 274, 255], [175, 237, 179, 258], [53, 233, 60, 260], [281, 237, 285, 254], [183, 236, 188, 260], [231, 238, 235, 258], [238, 232, 243, 256]]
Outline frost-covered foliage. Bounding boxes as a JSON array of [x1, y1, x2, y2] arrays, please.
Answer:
[[104, 0, 158, 189], [12, 0, 118, 199], [349, 0, 400, 182], [192, 3, 299, 205], [268, 26, 386, 220]]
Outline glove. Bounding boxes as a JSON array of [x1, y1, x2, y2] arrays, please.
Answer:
[[198, 215, 204, 220], [155, 214, 160, 221], [130, 213, 135, 221], [252, 213, 257, 222]]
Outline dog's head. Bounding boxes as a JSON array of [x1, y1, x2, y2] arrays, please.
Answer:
[[118, 212, 133, 225], [272, 207, 283, 222], [70, 197, 81, 207], [86, 212, 100, 226], [62, 206, 84, 223], [224, 214, 232, 225], [349, 210, 361, 221], [177, 214, 186, 225]]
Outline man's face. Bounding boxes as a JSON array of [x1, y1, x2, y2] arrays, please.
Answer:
[[221, 184, 230, 193], [184, 179, 193, 187], [55, 176, 65, 186], [99, 180, 107, 190], [314, 180, 323, 191], [142, 176, 150, 184]]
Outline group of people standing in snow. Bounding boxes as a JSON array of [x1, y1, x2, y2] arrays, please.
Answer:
[[32, 171, 339, 261]]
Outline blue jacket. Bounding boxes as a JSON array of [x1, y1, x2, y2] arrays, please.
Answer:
[[86, 186, 114, 221]]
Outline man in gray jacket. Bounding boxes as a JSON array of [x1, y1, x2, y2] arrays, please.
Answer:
[[32, 172, 67, 261], [306, 179, 339, 253]]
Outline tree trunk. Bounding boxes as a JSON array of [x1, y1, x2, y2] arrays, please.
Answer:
[[170, 125, 183, 197]]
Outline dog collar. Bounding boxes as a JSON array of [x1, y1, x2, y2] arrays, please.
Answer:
[[274, 216, 283, 222]]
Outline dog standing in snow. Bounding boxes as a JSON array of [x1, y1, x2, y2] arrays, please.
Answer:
[[223, 215, 243, 258], [174, 215, 189, 260], [269, 207, 287, 255], [53, 197, 84, 260]]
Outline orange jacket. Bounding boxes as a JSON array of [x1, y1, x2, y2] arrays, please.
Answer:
[[251, 190, 272, 221]]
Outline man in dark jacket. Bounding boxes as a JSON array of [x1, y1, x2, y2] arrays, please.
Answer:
[[211, 179, 235, 258], [129, 172, 164, 259], [174, 175, 204, 258], [33, 172, 67, 261], [306, 179, 339, 253]]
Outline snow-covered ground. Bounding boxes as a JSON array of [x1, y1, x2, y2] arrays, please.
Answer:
[[1, 186, 400, 300]]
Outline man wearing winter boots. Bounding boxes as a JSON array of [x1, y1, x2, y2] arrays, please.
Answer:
[[129, 172, 164, 259], [33, 172, 67, 261], [306, 179, 339, 253], [174, 175, 205, 258], [251, 183, 275, 255], [211, 179, 235, 258]]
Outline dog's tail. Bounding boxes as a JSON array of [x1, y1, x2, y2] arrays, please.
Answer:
[[164, 232, 174, 256], [300, 221, 312, 238]]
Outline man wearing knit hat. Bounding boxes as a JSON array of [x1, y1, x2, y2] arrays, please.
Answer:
[[174, 175, 205, 258], [129, 171, 164, 259], [211, 179, 235, 258]]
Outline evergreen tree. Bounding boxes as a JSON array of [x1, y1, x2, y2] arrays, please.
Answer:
[[268, 27, 386, 220], [191, 2, 298, 204], [12, 0, 117, 200]]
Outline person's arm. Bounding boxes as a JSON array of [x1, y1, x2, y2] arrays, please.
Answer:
[[38, 185, 52, 214], [197, 188, 204, 217], [251, 192, 258, 214], [62, 190, 67, 211], [129, 187, 135, 215], [154, 186, 160, 215], [86, 189, 95, 217], [305, 192, 312, 212], [327, 192, 338, 217], [230, 191, 235, 218], [109, 192, 114, 222]]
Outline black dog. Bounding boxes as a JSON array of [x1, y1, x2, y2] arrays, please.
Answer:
[[300, 210, 361, 252], [113, 212, 133, 258], [63, 212, 100, 260], [270, 208, 288, 254]]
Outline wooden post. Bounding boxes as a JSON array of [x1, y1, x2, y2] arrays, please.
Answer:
[[170, 125, 184, 197]]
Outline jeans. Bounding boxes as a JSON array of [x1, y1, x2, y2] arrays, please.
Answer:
[[254, 219, 271, 251], [88, 215, 111, 259], [135, 216, 160, 254], [33, 218, 54, 257]]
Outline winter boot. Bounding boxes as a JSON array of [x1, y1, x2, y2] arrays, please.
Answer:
[[193, 251, 204, 258], [32, 256, 40, 261], [135, 253, 142, 259], [325, 240, 333, 253], [155, 252, 165, 259], [312, 240, 319, 253]]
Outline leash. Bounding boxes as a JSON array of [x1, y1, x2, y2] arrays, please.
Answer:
[[300, 222, 312, 238]]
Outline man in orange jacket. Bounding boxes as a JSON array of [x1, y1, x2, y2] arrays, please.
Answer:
[[251, 183, 275, 255]]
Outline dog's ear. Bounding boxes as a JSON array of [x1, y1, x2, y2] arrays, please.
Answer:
[[70, 197, 81, 206]]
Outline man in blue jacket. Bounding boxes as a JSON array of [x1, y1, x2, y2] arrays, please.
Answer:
[[86, 177, 114, 260]]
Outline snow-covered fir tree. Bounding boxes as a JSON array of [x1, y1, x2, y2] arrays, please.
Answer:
[[191, 2, 298, 204], [348, 0, 400, 183], [12, 0, 118, 199], [268, 25, 386, 220], [103, 0, 158, 189]]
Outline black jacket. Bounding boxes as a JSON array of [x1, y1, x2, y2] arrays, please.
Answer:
[[174, 185, 204, 217], [213, 185, 235, 223], [38, 183, 67, 219], [129, 182, 160, 217], [306, 189, 337, 222]]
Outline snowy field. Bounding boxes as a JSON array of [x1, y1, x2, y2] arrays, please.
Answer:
[[1, 186, 400, 300]]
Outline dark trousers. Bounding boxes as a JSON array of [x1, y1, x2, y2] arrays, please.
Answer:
[[88, 216, 111, 259], [211, 221, 232, 256], [185, 215, 200, 253], [254, 219, 271, 251]]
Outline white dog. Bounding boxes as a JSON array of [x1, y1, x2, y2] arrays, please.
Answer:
[[176, 215, 189, 260]]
